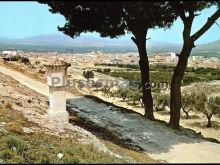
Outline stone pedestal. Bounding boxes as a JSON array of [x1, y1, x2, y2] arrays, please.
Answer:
[[44, 58, 71, 123]]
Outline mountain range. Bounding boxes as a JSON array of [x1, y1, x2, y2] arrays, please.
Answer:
[[0, 34, 219, 56]]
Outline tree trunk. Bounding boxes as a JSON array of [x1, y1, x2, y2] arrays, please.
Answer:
[[169, 15, 195, 129], [182, 108, 189, 119], [206, 115, 212, 128], [131, 30, 154, 120], [169, 42, 193, 129]]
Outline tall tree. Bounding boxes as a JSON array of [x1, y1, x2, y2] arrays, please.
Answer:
[[39, 1, 177, 120], [169, 1, 220, 129]]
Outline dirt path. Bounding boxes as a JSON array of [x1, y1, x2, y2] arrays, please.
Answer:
[[0, 66, 79, 99], [1, 65, 220, 163]]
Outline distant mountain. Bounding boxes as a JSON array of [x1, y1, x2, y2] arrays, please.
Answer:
[[0, 34, 218, 56], [9, 34, 135, 47], [0, 34, 182, 53], [15, 34, 75, 46], [192, 39, 220, 57], [195, 39, 220, 52], [16, 34, 181, 49]]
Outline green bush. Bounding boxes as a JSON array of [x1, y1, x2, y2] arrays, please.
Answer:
[[34, 61, 41, 65], [10, 55, 21, 61], [96, 68, 102, 73], [5, 136, 28, 154], [83, 70, 94, 81], [95, 63, 139, 70], [0, 148, 15, 159], [153, 93, 170, 111], [103, 68, 111, 73], [127, 88, 143, 105], [19, 57, 30, 65]]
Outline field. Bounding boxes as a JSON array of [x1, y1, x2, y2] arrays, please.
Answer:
[[95, 63, 220, 86]]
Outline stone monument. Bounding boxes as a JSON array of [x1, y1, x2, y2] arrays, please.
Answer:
[[44, 58, 71, 122]]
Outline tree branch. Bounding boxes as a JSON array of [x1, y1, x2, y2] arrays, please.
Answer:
[[215, 21, 220, 29], [131, 36, 138, 45], [191, 9, 220, 42], [179, 11, 187, 22], [176, 53, 180, 57], [188, 8, 196, 21]]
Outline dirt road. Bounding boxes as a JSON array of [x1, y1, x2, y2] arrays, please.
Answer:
[[0, 66, 79, 99]]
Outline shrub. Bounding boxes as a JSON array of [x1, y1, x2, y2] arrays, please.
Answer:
[[19, 57, 30, 65], [10, 55, 21, 61], [153, 93, 170, 111], [95, 63, 139, 70], [34, 61, 41, 65], [0, 148, 25, 163], [0, 148, 15, 159], [116, 87, 129, 100], [96, 68, 102, 73], [5, 136, 28, 154], [126, 88, 143, 105], [83, 70, 94, 81], [38, 68, 46, 74], [103, 68, 111, 73]]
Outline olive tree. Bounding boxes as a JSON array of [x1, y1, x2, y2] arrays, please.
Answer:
[[181, 92, 196, 119], [127, 88, 143, 106], [194, 92, 220, 128], [153, 93, 170, 111], [205, 96, 220, 127], [83, 70, 94, 81]]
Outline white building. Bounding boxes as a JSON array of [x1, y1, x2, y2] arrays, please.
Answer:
[[2, 50, 18, 56], [1, 50, 18, 59], [166, 52, 178, 62]]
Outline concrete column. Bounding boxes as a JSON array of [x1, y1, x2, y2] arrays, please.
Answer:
[[44, 58, 71, 122]]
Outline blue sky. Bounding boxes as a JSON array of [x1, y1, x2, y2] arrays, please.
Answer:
[[0, 1, 219, 44]]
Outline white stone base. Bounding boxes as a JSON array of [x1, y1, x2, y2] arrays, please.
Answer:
[[48, 111, 69, 123]]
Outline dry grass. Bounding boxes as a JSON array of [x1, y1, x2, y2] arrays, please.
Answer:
[[0, 104, 126, 163], [0, 60, 46, 84], [7, 122, 23, 134], [0, 132, 126, 164], [0, 105, 38, 128], [4, 101, 12, 109]]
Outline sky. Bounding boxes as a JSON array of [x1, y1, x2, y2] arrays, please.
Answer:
[[0, 1, 219, 45]]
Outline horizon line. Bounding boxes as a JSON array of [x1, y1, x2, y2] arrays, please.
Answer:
[[0, 33, 219, 46]]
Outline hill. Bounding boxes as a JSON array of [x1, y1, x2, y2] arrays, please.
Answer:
[[193, 39, 220, 57], [0, 34, 181, 53], [0, 34, 219, 56]]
